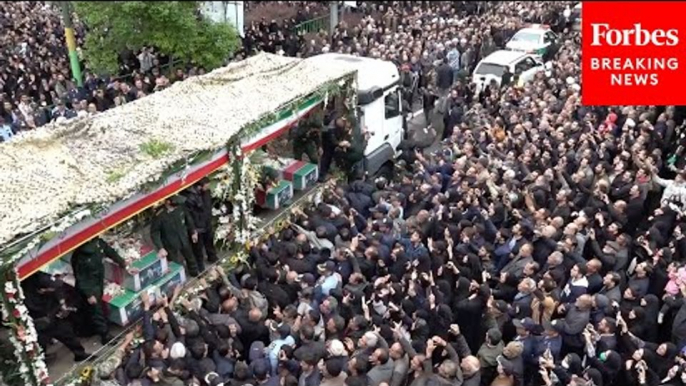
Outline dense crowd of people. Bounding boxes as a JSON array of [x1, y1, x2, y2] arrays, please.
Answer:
[[309, 1, 567, 112], [13, 1, 686, 386], [0, 1, 187, 140], [0, 0, 564, 141], [241, 1, 327, 57], [28, 1, 685, 386]]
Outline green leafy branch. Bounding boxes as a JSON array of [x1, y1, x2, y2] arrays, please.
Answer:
[[106, 168, 127, 183], [139, 139, 174, 159]]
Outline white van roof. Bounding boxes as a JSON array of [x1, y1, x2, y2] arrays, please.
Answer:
[[307, 53, 400, 92], [481, 50, 528, 66]]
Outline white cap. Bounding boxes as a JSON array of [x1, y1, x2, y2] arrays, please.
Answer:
[[170, 342, 186, 359], [328, 339, 346, 356]]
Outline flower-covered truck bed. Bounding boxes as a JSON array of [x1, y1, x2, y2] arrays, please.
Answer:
[[0, 53, 356, 249]]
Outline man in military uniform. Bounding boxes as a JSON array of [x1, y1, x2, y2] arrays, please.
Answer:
[[292, 112, 322, 163], [334, 118, 365, 182], [150, 195, 199, 277], [184, 177, 217, 273], [71, 236, 133, 344], [88, 331, 135, 385], [24, 272, 90, 361]]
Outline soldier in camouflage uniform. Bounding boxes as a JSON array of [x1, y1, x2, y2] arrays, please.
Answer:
[[150, 195, 200, 277], [89, 332, 135, 385], [71, 236, 132, 344]]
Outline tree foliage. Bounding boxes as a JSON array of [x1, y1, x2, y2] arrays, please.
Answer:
[[74, 1, 240, 74]]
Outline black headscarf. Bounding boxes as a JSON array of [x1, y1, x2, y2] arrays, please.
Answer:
[[640, 294, 661, 342]]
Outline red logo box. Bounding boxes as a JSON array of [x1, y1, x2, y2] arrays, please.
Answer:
[[582, 1, 686, 106]]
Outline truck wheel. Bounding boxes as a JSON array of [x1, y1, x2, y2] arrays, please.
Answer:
[[375, 162, 393, 180]]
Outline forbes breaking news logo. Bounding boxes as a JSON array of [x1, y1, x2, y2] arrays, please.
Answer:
[[582, 2, 686, 106], [590, 24, 678, 86]]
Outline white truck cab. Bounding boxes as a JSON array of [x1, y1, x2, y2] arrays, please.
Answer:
[[308, 53, 404, 177], [472, 50, 544, 94]]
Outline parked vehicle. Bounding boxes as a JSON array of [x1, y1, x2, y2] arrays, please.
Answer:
[[472, 50, 544, 94], [505, 24, 559, 61]]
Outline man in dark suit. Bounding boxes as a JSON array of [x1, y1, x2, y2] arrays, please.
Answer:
[[501, 67, 513, 88], [625, 185, 646, 233], [663, 287, 686, 347], [436, 57, 454, 114]]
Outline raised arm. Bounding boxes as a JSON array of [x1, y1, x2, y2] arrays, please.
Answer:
[[652, 172, 671, 188], [398, 335, 418, 358], [216, 266, 243, 299], [448, 325, 472, 358]]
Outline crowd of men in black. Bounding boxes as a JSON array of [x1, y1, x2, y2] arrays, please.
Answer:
[[14, 1, 686, 386], [0, 1, 200, 140]]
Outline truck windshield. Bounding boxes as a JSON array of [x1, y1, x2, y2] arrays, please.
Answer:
[[511, 32, 540, 43], [475, 63, 506, 77]]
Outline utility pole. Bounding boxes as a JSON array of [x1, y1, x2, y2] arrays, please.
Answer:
[[60, 1, 83, 87], [329, 1, 338, 36]]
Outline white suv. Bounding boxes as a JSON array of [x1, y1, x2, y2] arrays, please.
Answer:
[[472, 50, 544, 94]]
